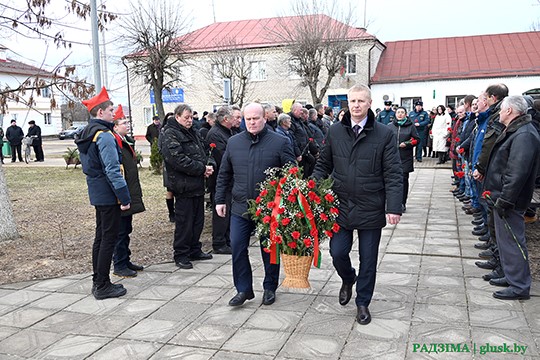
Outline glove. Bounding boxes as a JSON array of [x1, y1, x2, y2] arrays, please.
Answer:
[[494, 198, 513, 218]]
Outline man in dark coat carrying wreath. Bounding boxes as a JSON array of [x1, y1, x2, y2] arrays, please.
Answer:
[[313, 84, 403, 325]]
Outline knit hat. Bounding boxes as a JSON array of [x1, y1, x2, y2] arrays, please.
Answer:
[[82, 87, 110, 112]]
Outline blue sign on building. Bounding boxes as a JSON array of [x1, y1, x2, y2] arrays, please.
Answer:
[[150, 88, 184, 104]]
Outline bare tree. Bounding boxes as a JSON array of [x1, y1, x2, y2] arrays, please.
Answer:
[[202, 38, 254, 107], [120, 0, 191, 121], [272, 0, 359, 104]]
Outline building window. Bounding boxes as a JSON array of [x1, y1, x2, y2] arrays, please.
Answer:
[[288, 59, 302, 80], [41, 87, 51, 98], [345, 54, 356, 74], [143, 107, 154, 126], [250, 61, 266, 81], [43, 113, 51, 125], [446, 95, 466, 109], [401, 97, 422, 113], [211, 64, 221, 83]]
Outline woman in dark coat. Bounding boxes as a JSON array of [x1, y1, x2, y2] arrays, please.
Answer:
[[388, 107, 420, 212]]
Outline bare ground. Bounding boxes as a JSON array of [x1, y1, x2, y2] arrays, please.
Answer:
[[0, 167, 212, 284]]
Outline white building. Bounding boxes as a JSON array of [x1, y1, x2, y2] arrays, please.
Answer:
[[370, 31, 540, 111], [0, 46, 62, 137]]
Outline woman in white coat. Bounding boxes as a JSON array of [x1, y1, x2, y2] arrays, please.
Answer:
[[431, 105, 452, 164]]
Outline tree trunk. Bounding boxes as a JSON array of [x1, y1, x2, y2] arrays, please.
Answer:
[[0, 166, 19, 241]]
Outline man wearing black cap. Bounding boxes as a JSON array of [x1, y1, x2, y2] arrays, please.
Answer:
[[409, 100, 430, 162], [5, 120, 24, 162], [27, 120, 44, 162], [375, 100, 395, 125]]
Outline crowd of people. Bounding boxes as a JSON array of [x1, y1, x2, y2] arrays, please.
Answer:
[[74, 82, 539, 326]]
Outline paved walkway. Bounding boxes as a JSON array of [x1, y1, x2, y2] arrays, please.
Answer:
[[0, 164, 539, 359]]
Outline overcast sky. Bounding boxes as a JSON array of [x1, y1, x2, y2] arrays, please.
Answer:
[[3, 0, 539, 104]]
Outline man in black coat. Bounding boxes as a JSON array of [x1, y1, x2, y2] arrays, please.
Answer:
[[215, 103, 295, 307], [145, 116, 161, 145], [313, 84, 403, 325], [6, 120, 24, 162], [206, 106, 239, 255], [483, 96, 540, 300], [27, 120, 44, 162]]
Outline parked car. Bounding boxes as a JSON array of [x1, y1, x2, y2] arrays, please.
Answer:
[[58, 125, 85, 140]]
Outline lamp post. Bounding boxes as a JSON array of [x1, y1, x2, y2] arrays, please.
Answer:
[[121, 56, 133, 137]]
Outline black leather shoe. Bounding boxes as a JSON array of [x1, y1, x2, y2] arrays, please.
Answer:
[[175, 260, 193, 269], [471, 218, 484, 226], [493, 288, 530, 300], [489, 277, 509, 287], [478, 249, 494, 259], [475, 258, 498, 270], [339, 277, 356, 306], [94, 283, 127, 300], [113, 267, 137, 278], [482, 267, 504, 281], [127, 262, 144, 271], [474, 242, 490, 250], [189, 252, 213, 261], [356, 305, 371, 325], [262, 289, 276, 305], [472, 227, 488, 236], [229, 291, 255, 306], [213, 245, 232, 255], [473, 212, 483, 219], [478, 233, 490, 242], [92, 282, 124, 295], [473, 225, 485, 231]]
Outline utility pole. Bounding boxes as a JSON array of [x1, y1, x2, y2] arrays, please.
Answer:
[[100, 0, 108, 89], [90, 0, 102, 89]]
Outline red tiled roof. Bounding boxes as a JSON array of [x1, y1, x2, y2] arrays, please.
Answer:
[[0, 58, 55, 78], [179, 15, 375, 53], [371, 31, 540, 84]]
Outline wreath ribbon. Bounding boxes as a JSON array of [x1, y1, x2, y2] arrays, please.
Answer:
[[297, 191, 321, 268]]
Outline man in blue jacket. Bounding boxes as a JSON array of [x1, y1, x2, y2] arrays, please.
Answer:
[[215, 103, 295, 307], [76, 87, 131, 300], [408, 101, 430, 162]]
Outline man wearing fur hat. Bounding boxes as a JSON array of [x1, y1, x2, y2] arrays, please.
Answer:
[[76, 87, 131, 300]]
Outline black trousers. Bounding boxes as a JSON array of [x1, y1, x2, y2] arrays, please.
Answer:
[[93, 205, 121, 287], [32, 142, 44, 161], [402, 172, 410, 206], [173, 195, 204, 262], [10, 144, 22, 162], [211, 190, 231, 249]]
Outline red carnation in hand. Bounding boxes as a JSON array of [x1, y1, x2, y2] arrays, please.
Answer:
[[458, 148, 465, 154], [263, 215, 271, 223], [307, 179, 316, 189], [289, 167, 299, 175], [255, 208, 262, 216], [324, 193, 334, 202], [332, 223, 340, 233], [291, 231, 301, 240], [320, 213, 329, 221], [288, 241, 297, 249], [330, 207, 339, 215], [209, 143, 216, 148], [411, 138, 418, 146], [482, 191, 492, 199], [303, 238, 312, 247], [281, 218, 291, 226]]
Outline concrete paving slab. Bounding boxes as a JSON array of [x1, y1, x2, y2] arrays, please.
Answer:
[[33, 334, 110, 359], [86, 339, 161, 360], [278, 332, 344, 359], [118, 318, 182, 343], [169, 323, 237, 349], [0, 307, 57, 328], [0, 329, 64, 358], [222, 328, 289, 356]]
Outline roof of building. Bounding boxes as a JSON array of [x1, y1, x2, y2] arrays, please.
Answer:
[[0, 57, 56, 78], [178, 15, 375, 53], [371, 31, 540, 84]]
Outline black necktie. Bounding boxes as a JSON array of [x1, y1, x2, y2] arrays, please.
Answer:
[[353, 124, 361, 136]]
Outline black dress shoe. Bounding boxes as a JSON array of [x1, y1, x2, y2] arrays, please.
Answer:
[[339, 277, 356, 306], [92, 282, 124, 295], [471, 218, 484, 226], [189, 252, 213, 261], [472, 227, 488, 236], [113, 267, 137, 278], [478, 249, 494, 259], [356, 305, 371, 325], [489, 277, 509, 287], [127, 262, 144, 271], [213, 245, 232, 255], [262, 289, 276, 305], [475, 258, 498, 270], [229, 291, 255, 306], [473, 225, 485, 231], [474, 242, 490, 250], [493, 288, 530, 300], [478, 233, 490, 242], [482, 267, 504, 281], [175, 260, 193, 269], [94, 283, 127, 300]]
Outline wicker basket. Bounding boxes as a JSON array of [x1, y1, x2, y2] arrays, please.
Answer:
[[281, 253, 313, 289]]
